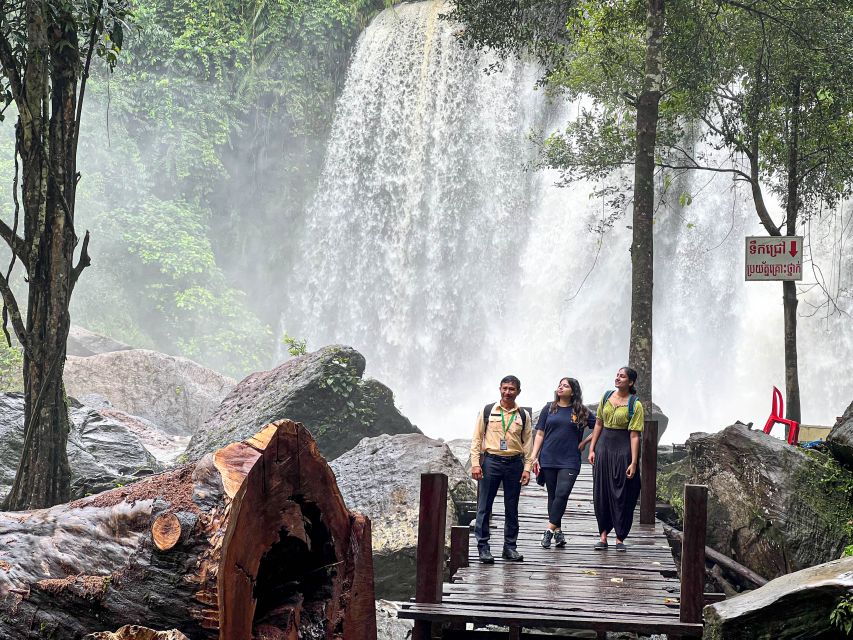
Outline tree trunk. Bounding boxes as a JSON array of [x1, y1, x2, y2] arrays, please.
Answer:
[[3, 4, 82, 510], [0, 419, 377, 640], [628, 0, 664, 404], [782, 78, 801, 423]]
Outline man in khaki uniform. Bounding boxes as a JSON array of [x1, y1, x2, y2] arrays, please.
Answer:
[[470, 375, 533, 563]]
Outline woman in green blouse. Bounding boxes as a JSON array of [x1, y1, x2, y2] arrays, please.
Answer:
[[588, 366, 645, 551]]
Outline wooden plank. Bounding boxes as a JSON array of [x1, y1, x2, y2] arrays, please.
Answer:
[[680, 484, 708, 624], [640, 419, 658, 524], [398, 603, 703, 636]]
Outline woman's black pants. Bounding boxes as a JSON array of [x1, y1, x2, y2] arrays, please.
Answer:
[[541, 467, 578, 529]]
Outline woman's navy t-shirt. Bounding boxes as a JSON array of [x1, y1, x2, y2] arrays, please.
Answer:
[[535, 403, 596, 471]]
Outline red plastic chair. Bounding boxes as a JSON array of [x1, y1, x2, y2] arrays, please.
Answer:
[[763, 386, 800, 445]]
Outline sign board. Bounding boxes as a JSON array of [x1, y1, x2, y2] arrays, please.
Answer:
[[745, 236, 803, 281]]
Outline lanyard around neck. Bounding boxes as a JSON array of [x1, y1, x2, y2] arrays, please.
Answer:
[[500, 406, 516, 437]]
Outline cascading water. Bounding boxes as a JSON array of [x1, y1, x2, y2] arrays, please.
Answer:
[[284, 0, 852, 442]]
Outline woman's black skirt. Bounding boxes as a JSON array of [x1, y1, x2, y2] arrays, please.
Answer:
[[593, 428, 641, 540]]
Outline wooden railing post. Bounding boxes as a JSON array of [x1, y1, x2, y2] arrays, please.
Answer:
[[680, 484, 708, 624], [413, 473, 448, 640], [449, 525, 469, 579], [640, 419, 659, 524]]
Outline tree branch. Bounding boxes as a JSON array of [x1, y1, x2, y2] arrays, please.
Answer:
[[73, 0, 104, 163], [0, 26, 24, 106], [70, 229, 90, 291], [0, 218, 27, 262], [0, 270, 28, 352], [658, 162, 753, 182], [1, 141, 27, 264]]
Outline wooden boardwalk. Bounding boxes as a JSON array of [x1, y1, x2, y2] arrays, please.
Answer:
[[398, 465, 704, 637]]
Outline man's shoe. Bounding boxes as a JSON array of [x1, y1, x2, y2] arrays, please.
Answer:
[[593, 540, 608, 550], [478, 548, 495, 564], [540, 529, 553, 549], [554, 530, 567, 547], [502, 548, 524, 561]]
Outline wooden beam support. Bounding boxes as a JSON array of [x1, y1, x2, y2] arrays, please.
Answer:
[[680, 484, 708, 624], [640, 419, 659, 524], [413, 473, 449, 640]]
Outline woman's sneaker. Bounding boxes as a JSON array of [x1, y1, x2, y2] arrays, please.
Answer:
[[540, 529, 553, 548], [554, 530, 567, 547]]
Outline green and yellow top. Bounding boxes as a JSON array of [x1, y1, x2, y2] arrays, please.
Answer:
[[597, 394, 645, 431]]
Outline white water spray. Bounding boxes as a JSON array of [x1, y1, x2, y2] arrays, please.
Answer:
[[284, 0, 852, 442]]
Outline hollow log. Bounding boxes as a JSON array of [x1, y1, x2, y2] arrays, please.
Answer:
[[0, 420, 376, 640]]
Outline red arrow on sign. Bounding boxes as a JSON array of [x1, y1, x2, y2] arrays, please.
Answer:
[[789, 240, 798, 257]]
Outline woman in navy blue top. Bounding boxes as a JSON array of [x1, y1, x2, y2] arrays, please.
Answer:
[[530, 377, 596, 548]]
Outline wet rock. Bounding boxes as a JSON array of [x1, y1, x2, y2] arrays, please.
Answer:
[[67, 326, 132, 357], [187, 345, 419, 461], [80, 404, 190, 466], [64, 349, 235, 437], [376, 600, 413, 640], [445, 438, 472, 471], [657, 443, 688, 466], [330, 433, 475, 600], [656, 422, 853, 579], [827, 399, 853, 468], [703, 555, 853, 639], [0, 393, 162, 502]]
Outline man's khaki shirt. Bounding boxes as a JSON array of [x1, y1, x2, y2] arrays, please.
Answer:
[[470, 402, 534, 472]]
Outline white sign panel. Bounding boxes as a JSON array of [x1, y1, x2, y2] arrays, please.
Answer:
[[745, 236, 803, 281]]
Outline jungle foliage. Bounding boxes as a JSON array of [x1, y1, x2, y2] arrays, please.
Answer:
[[2, 0, 386, 379]]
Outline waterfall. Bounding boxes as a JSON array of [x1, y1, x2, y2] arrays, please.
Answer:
[[284, 0, 852, 442]]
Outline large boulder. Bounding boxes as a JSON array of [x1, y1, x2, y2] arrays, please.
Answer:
[[330, 433, 476, 600], [0, 394, 162, 503], [64, 349, 235, 437], [827, 399, 853, 468], [186, 345, 420, 461], [445, 438, 472, 471], [703, 555, 853, 639], [657, 423, 853, 580], [67, 326, 132, 357]]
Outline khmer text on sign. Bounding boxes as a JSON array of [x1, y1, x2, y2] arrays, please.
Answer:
[[744, 236, 803, 281]]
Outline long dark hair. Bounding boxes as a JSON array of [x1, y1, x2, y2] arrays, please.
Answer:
[[621, 366, 638, 395], [549, 377, 589, 423]]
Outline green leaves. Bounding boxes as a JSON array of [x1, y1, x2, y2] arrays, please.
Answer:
[[830, 594, 853, 636]]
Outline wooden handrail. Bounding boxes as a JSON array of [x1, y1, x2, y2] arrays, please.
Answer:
[[680, 484, 708, 623], [640, 419, 659, 524], [664, 524, 768, 587], [413, 473, 448, 640]]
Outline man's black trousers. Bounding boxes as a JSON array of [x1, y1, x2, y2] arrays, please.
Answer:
[[474, 453, 523, 551]]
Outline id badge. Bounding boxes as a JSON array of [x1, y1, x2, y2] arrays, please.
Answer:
[[499, 439, 508, 451]]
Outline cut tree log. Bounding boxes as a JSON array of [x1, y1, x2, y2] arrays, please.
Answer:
[[0, 420, 376, 640], [84, 626, 189, 640]]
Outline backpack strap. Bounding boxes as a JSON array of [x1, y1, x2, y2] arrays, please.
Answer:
[[483, 402, 527, 428], [483, 403, 496, 427], [602, 390, 614, 406], [628, 394, 637, 422]]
